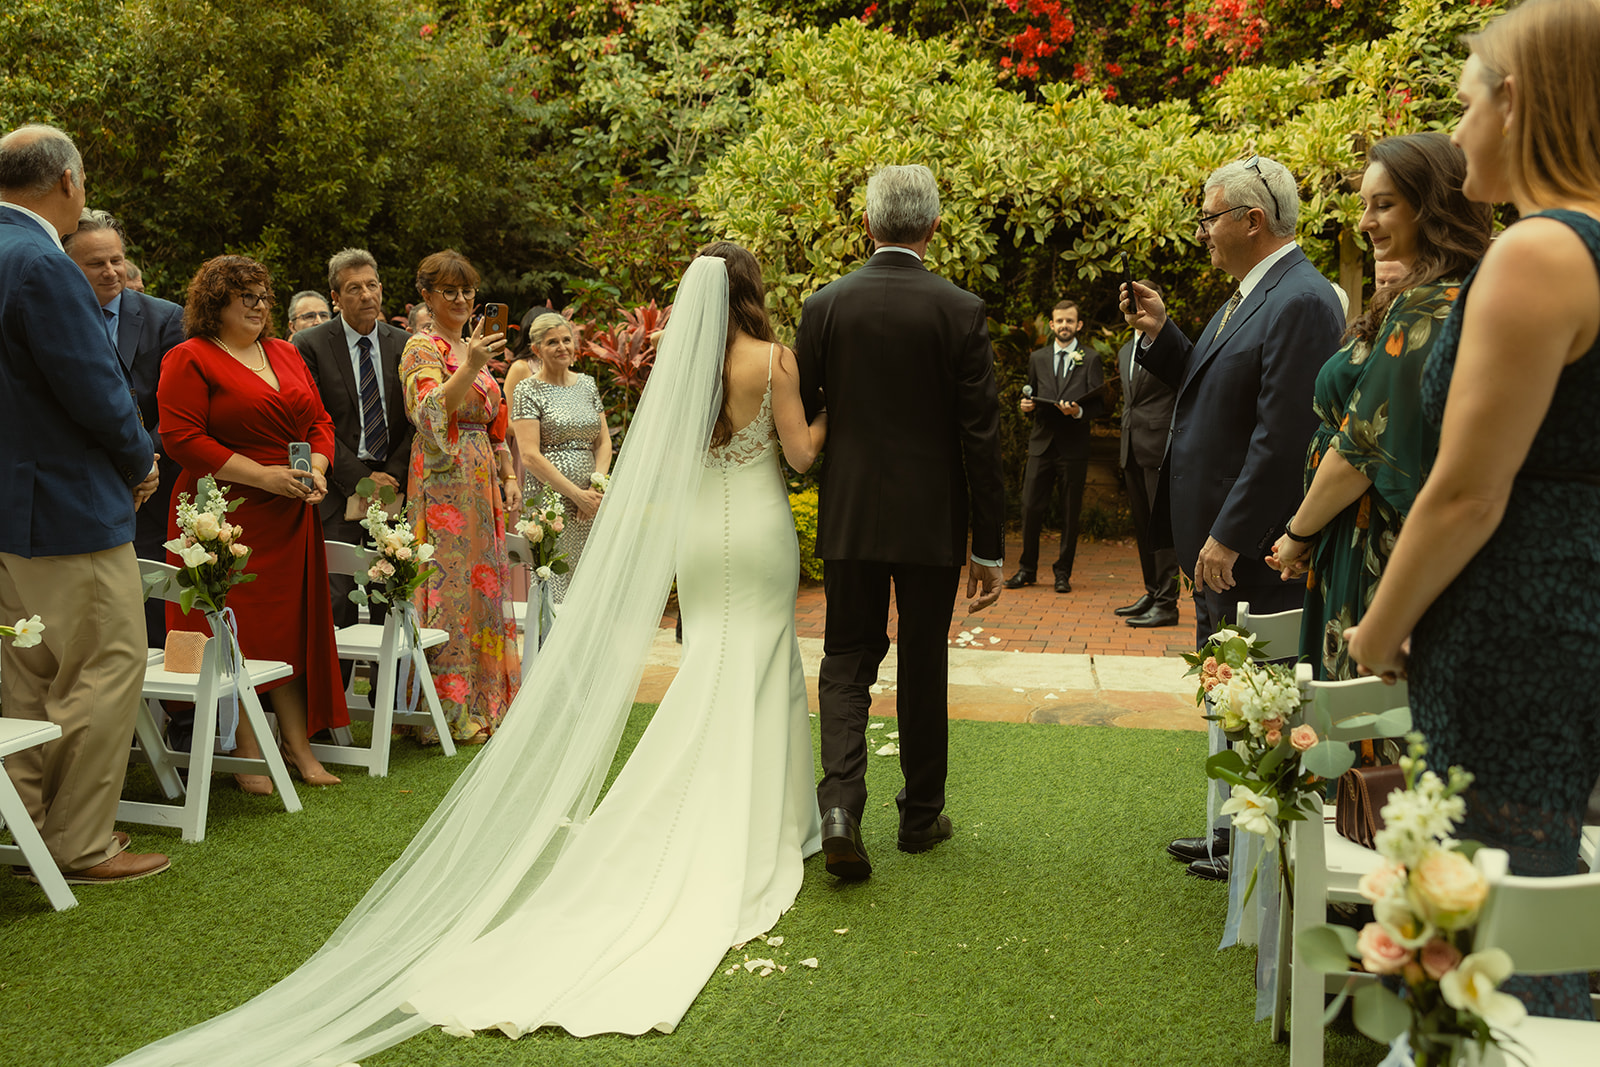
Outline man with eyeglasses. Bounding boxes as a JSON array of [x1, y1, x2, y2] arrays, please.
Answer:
[[1123, 155, 1343, 880], [286, 289, 333, 339], [294, 248, 415, 637]]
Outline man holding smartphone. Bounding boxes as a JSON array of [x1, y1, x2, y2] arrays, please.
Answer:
[[295, 248, 415, 633]]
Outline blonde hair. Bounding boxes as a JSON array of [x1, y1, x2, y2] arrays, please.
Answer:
[[527, 311, 572, 347], [1470, 0, 1600, 206]]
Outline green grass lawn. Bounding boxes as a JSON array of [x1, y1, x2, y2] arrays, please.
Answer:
[[1, 711, 1387, 1066]]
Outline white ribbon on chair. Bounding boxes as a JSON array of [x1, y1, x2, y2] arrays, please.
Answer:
[[394, 601, 425, 714], [519, 579, 556, 682], [204, 607, 243, 751]]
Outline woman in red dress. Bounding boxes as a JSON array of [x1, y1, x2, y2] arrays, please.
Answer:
[[158, 255, 348, 792]]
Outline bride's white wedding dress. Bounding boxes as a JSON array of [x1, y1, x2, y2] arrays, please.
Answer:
[[403, 356, 822, 1037], [108, 258, 817, 1067]]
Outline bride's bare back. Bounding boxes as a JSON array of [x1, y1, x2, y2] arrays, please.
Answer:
[[724, 330, 824, 471]]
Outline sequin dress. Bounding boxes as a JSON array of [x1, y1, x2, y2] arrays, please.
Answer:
[[512, 373, 605, 603]]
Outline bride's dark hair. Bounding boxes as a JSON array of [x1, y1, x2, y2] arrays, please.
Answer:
[[697, 241, 776, 447]]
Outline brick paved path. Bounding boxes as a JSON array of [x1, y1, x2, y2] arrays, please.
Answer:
[[791, 536, 1198, 657]]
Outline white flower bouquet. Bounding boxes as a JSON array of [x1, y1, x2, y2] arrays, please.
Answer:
[[352, 502, 437, 607], [156, 475, 256, 614], [514, 489, 570, 582], [1298, 737, 1523, 1067]]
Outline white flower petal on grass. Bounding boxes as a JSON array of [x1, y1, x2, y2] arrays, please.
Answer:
[[886, 731, 899, 740], [758, 967, 774, 977], [868, 723, 885, 730], [875, 743, 899, 756], [743, 958, 776, 973], [799, 958, 819, 968], [766, 936, 783, 947], [833, 928, 849, 935]]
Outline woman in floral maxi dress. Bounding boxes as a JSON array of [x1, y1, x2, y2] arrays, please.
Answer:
[[401, 250, 520, 743]]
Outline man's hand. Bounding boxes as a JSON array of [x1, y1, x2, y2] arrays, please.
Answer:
[[1194, 536, 1239, 594], [367, 471, 401, 492], [1121, 281, 1167, 338], [1019, 396, 1035, 414], [966, 560, 1003, 613], [133, 456, 160, 510], [1055, 399, 1082, 418]]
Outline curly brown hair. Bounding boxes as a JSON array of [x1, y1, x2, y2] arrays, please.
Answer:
[[183, 255, 276, 341]]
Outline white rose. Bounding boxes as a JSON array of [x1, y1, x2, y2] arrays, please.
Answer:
[[416, 543, 435, 563], [193, 513, 221, 540], [526, 523, 544, 544], [1409, 848, 1489, 931], [1440, 949, 1527, 1030], [535, 565, 554, 581], [176, 542, 211, 568]]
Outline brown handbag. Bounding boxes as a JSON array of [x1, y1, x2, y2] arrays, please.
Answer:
[[1334, 764, 1406, 849]]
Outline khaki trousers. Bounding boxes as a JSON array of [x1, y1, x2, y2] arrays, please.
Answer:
[[0, 543, 145, 872]]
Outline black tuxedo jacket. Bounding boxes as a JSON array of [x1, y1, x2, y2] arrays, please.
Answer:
[[1117, 336, 1176, 471], [796, 252, 1005, 567], [1025, 341, 1104, 460], [294, 316, 414, 521], [1136, 247, 1343, 583], [115, 289, 186, 556]]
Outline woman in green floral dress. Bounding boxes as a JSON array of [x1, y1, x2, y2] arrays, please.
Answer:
[[1267, 134, 1493, 679]]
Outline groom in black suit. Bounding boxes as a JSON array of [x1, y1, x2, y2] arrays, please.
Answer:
[[1126, 156, 1343, 877], [294, 248, 415, 632], [797, 164, 1006, 882], [1006, 298, 1105, 594]]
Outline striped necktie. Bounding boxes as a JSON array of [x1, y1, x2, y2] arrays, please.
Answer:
[[356, 336, 388, 462], [1213, 289, 1243, 339]]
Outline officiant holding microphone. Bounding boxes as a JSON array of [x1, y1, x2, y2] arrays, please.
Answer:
[[1006, 299, 1105, 593]]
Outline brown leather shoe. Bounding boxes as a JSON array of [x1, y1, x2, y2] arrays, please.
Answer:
[[63, 850, 170, 884], [14, 830, 131, 881]]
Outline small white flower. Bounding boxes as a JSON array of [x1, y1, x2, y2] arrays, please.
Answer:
[[1219, 784, 1280, 840], [1440, 949, 1527, 1030], [9, 615, 45, 648], [535, 565, 554, 581]]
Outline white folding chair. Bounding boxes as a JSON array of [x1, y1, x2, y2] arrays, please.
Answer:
[[0, 719, 76, 911], [1285, 676, 1413, 1066], [1237, 601, 1303, 663], [313, 542, 454, 775], [120, 561, 301, 843], [1472, 847, 1600, 1061]]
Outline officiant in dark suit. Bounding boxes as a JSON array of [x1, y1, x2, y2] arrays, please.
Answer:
[[1125, 156, 1343, 879], [62, 208, 185, 646], [294, 248, 414, 630], [797, 163, 1005, 883], [1006, 299, 1104, 594], [1115, 279, 1179, 629]]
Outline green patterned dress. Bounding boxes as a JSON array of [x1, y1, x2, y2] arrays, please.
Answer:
[[1297, 282, 1461, 679]]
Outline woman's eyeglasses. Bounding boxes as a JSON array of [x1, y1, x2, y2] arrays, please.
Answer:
[[432, 287, 477, 302], [239, 291, 275, 309]]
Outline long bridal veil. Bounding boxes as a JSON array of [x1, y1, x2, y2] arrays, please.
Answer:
[[112, 257, 731, 1067]]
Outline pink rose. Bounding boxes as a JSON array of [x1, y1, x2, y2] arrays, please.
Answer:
[[1201, 656, 1219, 678], [1265, 729, 1282, 746], [1289, 724, 1318, 751], [551, 517, 564, 534], [1357, 858, 1406, 903], [205, 551, 218, 564], [1215, 663, 1232, 682], [1262, 716, 1283, 733], [1420, 939, 1463, 980], [1357, 922, 1413, 975]]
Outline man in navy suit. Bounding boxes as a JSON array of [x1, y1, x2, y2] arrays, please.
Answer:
[[1125, 156, 1343, 878], [797, 164, 1006, 881], [0, 124, 168, 884], [63, 208, 185, 647]]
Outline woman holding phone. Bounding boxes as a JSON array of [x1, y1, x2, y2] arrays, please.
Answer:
[[158, 254, 348, 791], [401, 250, 521, 744]]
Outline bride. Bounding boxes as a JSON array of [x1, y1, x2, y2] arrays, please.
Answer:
[[112, 244, 829, 1063]]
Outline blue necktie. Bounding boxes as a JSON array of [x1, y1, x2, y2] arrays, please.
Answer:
[[103, 306, 116, 344], [357, 337, 388, 462]]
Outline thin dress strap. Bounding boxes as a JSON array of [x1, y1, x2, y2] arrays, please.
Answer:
[[766, 342, 775, 386]]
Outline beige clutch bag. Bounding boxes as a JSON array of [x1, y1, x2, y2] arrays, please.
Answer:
[[162, 630, 208, 674]]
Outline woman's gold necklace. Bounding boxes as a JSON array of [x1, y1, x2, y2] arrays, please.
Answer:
[[211, 337, 269, 375]]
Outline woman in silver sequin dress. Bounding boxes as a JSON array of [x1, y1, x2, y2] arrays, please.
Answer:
[[511, 312, 611, 601]]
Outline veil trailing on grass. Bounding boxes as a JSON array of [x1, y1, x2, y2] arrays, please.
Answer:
[[112, 256, 731, 1066]]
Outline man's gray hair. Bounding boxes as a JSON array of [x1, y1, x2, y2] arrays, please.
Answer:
[[327, 247, 379, 293], [865, 164, 941, 244], [0, 124, 84, 197], [61, 207, 123, 253], [1204, 156, 1299, 239], [288, 290, 329, 316]]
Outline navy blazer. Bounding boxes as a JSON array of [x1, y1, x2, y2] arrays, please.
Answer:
[[0, 208, 153, 557], [115, 288, 186, 559], [1136, 247, 1343, 585], [796, 252, 1005, 567], [1024, 341, 1105, 460]]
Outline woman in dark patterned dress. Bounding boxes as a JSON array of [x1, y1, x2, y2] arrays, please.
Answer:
[[1267, 134, 1491, 679], [1349, 0, 1600, 1018], [511, 312, 611, 603]]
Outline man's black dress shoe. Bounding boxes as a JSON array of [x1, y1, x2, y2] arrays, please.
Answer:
[[1166, 829, 1230, 863], [1003, 570, 1035, 589], [821, 807, 871, 880], [1186, 857, 1230, 881], [1127, 605, 1179, 628], [1054, 577, 1071, 593], [897, 813, 954, 854], [1115, 594, 1155, 617]]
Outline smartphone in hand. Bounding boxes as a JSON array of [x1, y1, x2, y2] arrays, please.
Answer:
[[479, 302, 510, 338], [288, 441, 312, 473], [1121, 253, 1138, 315]]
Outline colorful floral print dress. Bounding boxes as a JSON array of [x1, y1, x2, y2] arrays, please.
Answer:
[[401, 333, 520, 742]]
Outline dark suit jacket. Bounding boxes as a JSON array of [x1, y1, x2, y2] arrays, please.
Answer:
[[115, 289, 186, 558], [1117, 336, 1176, 471], [796, 252, 1005, 567], [1136, 247, 1343, 584], [1025, 341, 1105, 460], [294, 316, 414, 521], [0, 208, 153, 557]]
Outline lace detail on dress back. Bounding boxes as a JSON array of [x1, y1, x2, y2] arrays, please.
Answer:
[[705, 344, 777, 469]]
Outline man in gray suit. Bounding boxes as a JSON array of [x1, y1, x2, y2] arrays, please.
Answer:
[[294, 248, 415, 631], [62, 208, 185, 646], [1114, 279, 1179, 629]]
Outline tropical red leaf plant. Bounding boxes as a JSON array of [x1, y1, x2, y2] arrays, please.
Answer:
[[583, 300, 672, 433]]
